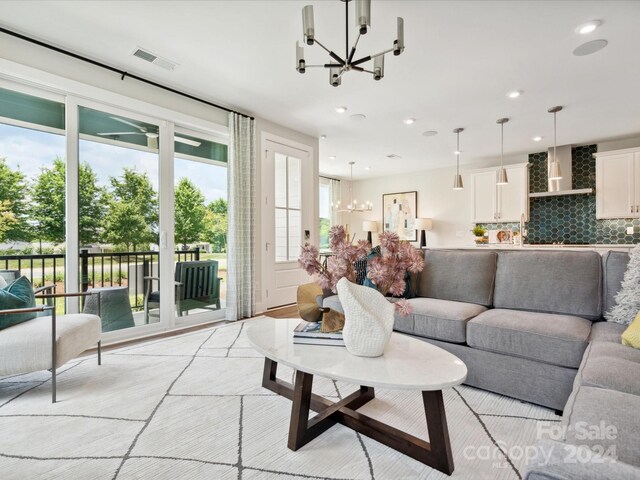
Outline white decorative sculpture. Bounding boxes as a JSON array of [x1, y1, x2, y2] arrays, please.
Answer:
[[336, 277, 395, 357]]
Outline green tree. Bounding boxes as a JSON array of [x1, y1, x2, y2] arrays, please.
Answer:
[[204, 198, 227, 253], [208, 198, 227, 215], [109, 168, 158, 230], [105, 168, 158, 250], [0, 200, 18, 242], [103, 202, 149, 250], [174, 178, 207, 249], [0, 158, 30, 241], [319, 218, 330, 249], [30, 158, 108, 245]]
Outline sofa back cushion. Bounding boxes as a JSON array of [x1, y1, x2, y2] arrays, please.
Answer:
[[493, 250, 602, 320], [418, 250, 497, 306], [602, 250, 630, 316]]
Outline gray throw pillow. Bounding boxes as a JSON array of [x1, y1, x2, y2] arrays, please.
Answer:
[[606, 244, 640, 325]]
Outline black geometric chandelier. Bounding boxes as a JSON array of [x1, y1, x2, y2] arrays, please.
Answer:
[[296, 0, 405, 86]]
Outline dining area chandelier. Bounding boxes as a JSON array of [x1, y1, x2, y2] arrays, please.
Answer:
[[296, 0, 405, 86], [332, 162, 372, 213]]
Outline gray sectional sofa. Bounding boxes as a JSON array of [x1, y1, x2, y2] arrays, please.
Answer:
[[322, 248, 640, 479]]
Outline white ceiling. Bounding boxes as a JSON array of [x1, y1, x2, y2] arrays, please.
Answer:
[[2, 1, 640, 180]]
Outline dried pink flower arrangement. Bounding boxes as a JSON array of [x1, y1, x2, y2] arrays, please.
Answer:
[[298, 225, 425, 315], [298, 225, 370, 293]]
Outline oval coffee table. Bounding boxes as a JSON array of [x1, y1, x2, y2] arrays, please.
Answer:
[[247, 318, 467, 475]]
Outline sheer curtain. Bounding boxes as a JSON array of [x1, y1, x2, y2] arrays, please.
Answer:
[[225, 113, 256, 321]]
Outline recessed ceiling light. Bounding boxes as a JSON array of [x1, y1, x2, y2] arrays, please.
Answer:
[[422, 130, 438, 137], [365, 166, 371, 171], [576, 20, 601, 35], [350, 114, 367, 121], [404, 118, 416, 125], [454, 150, 462, 155], [334, 106, 348, 114], [320, 134, 327, 140], [328, 155, 336, 160], [533, 136, 543, 142], [573, 39, 608, 56], [507, 90, 522, 99]]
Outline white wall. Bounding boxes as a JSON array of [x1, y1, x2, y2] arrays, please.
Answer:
[[346, 155, 526, 248], [0, 33, 229, 126], [349, 166, 473, 248]]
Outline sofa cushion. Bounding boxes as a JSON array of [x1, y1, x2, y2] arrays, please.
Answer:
[[417, 250, 497, 307], [493, 251, 602, 320], [467, 309, 591, 368], [394, 298, 487, 343], [576, 342, 640, 396], [588, 320, 627, 343], [523, 439, 640, 480], [563, 386, 640, 468], [0, 313, 101, 375], [602, 250, 629, 317]]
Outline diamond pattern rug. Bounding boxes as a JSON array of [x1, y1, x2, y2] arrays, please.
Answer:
[[0, 317, 559, 479]]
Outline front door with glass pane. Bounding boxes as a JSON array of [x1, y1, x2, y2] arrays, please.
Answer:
[[264, 141, 311, 308]]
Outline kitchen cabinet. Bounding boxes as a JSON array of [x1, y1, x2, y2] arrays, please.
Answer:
[[470, 163, 529, 223], [595, 148, 640, 219]]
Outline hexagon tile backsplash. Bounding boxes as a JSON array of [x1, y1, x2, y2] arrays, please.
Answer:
[[478, 145, 640, 245]]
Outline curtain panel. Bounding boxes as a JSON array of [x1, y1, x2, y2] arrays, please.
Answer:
[[225, 113, 256, 321]]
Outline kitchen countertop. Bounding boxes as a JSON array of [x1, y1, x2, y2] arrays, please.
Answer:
[[431, 244, 635, 251]]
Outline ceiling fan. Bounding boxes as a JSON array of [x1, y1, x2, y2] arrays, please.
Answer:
[[97, 116, 202, 149]]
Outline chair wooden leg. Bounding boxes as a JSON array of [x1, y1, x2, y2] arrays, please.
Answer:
[[97, 340, 102, 365]]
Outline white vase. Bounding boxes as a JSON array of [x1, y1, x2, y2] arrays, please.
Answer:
[[336, 278, 395, 357]]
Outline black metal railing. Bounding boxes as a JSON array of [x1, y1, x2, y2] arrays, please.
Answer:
[[0, 249, 200, 311]]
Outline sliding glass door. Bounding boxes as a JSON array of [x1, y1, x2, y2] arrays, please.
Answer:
[[0, 79, 228, 339], [172, 127, 228, 324], [77, 105, 164, 333]]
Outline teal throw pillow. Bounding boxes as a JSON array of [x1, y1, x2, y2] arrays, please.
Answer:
[[0, 276, 37, 330]]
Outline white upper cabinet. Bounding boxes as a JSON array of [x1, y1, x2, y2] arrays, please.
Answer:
[[470, 163, 529, 223], [471, 170, 498, 223], [595, 148, 640, 219]]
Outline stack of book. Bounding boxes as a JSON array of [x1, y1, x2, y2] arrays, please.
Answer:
[[293, 320, 345, 346]]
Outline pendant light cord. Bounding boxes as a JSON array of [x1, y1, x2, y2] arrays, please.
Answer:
[[456, 131, 460, 175], [500, 122, 504, 168], [553, 111, 557, 164]]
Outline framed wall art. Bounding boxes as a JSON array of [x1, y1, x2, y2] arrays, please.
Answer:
[[382, 191, 417, 241]]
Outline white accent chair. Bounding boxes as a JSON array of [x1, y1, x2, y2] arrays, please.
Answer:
[[0, 291, 102, 403]]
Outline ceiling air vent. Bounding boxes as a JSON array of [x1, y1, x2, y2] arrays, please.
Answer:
[[386, 154, 402, 159], [132, 47, 178, 71]]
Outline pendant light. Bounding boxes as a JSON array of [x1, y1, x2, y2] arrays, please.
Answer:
[[453, 128, 464, 190], [548, 106, 563, 180], [496, 118, 509, 185]]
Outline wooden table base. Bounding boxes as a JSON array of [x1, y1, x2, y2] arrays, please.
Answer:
[[261, 358, 455, 475]]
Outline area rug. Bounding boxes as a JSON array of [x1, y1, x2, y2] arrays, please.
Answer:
[[0, 317, 560, 480]]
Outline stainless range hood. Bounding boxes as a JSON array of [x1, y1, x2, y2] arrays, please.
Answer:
[[529, 145, 594, 198]]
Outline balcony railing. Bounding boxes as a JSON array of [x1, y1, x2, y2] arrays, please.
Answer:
[[0, 249, 200, 311]]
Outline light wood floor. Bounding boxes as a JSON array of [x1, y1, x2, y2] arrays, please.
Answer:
[[264, 304, 299, 319]]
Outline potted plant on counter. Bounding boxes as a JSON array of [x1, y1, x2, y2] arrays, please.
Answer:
[[472, 225, 488, 244]]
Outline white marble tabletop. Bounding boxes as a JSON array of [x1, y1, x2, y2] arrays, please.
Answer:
[[247, 318, 467, 391]]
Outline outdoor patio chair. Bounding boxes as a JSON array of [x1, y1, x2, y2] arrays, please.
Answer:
[[143, 260, 222, 323], [0, 287, 102, 403]]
